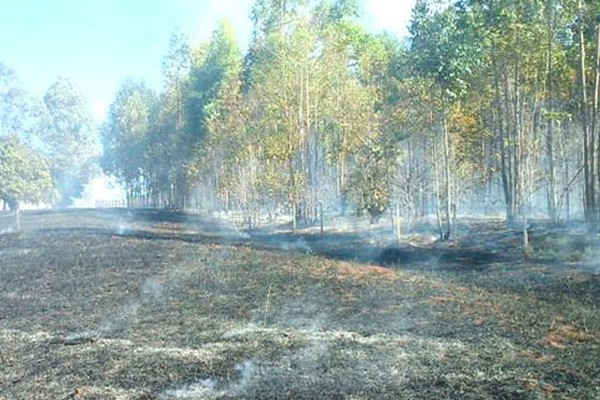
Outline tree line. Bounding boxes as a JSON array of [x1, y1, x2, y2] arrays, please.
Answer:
[[3, 0, 600, 236], [0, 64, 99, 210]]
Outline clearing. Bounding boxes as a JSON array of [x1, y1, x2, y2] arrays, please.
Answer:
[[0, 209, 599, 399]]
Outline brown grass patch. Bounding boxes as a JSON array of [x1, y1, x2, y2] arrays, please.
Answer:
[[545, 324, 598, 350]]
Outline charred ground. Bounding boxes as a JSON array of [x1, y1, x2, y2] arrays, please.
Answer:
[[0, 209, 599, 399]]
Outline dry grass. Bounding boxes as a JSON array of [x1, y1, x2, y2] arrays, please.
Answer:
[[0, 209, 599, 399]]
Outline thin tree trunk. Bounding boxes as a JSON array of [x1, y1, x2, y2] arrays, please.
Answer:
[[432, 141, 444, 239], [580, 0, 596, 228], [545, 18, 559, 225], [594, 24, 600, 223], [493, 57, 514, 222], [441, 102, 452, 240]]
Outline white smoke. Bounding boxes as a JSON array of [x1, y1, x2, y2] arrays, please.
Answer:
[[582, 246, 600, 275], [0, 211, 18, 234], [279, 238, 312, 254], [161, 379, 222, 399], [231, 360, 258, 394], [160, 360, 258, 399], [141, 278, 164, 301], [97, 277, 165, 336]]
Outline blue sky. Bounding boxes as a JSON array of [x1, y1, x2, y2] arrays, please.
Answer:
[[0, 0, 415, 121]]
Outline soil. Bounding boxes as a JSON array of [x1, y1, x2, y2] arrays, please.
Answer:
[[0, 209, 599, 399]]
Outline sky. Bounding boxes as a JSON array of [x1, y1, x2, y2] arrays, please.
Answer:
[[0, 0, 416, 122]]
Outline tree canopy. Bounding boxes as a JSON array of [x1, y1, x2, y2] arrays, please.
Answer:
[[4, 0, 600, 231], [0, 135, 53, 209]]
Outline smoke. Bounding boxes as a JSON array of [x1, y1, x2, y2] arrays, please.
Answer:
[[278, 237, 313, 254], [97, 301, 141, 336], [114, 210, 133, 235], [582, 246, 600, 275], [0, 211, 18, 234], [231, 360, 259, 394], [160, 360, 259, 399], [116, 223, 129, 235], [64, 276, 165, 340], [161, 379, 222, 399], [140, 278, 164, 301], [101, 277, 166, 333], [221, 323, 264, 340]]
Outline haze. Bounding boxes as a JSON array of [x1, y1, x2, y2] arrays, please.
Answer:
[[0, 0, 415, 121], [2, 1, 600, 399]]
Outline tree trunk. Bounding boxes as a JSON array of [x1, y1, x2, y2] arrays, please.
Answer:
[[594, 24, 600, 225], [432, 142, 444, 240], [580, 0, 597, 229], [441, 102, 452, 240], [493, 57, 514, 222], [545, 20, 559, 226]]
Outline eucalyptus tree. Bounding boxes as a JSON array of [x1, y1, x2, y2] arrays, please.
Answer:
[[42, 77, 100, 208], [93, 0, 597, 229], [0, 64, 55, 210], [155, 31, 192, 208], [0, 63, 49, 143], [340, 32, 408, 223], [537, 0, 576, 225], [0, 135, 53, 210], [0, 64, 29, 138], [187, 22, 248, 210], [408, 0, 478, 237], [245, 0, 328, 225], [488, 0, 547, 223], [458, 0, 580, 224], [101, 80, 159, 206], [572, 0, 600, 228]]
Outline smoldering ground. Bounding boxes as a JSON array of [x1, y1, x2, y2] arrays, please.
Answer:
[[0, 209, 599, 399]]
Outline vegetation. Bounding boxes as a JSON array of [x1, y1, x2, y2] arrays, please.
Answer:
[[0, 63, 99, 209], [96, 0, 600, 236], [4, 0, 600, 232], [2, 3, 600, 398], [1, 210, 598, 399], [0, 135, 52, 209], [42, 78, 100, 208]]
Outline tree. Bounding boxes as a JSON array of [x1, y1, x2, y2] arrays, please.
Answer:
[[0, 136, 53, 210], [245, 10, 321, 226], [574, 0, 600, 229], [42, 77, 100, 208], [0, 63, 48, 142], [155, 31, 192, 208], [101, 79, 159, 207], [187, 22, 249, 211], [345, 32, 403, 224], [0, 63, 28, 138], [95, 0, 595, 231], [409, 0, 476, 237]]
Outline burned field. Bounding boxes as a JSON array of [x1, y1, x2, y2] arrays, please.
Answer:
[[0, 210, 599, 399]]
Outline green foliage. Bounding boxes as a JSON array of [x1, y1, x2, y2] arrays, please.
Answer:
[[348, 162, 390, 223], [0, 136, 53, 208], [42, 77, 100, 207], [187, 22, 242, 140], [409, 0, 480, 101], [92, 0, 594, 226], [0, 63, 48, 143], [102, 79, 158, 191]]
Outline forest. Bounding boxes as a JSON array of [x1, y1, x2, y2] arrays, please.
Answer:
[[3, 0, 600, 237]]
